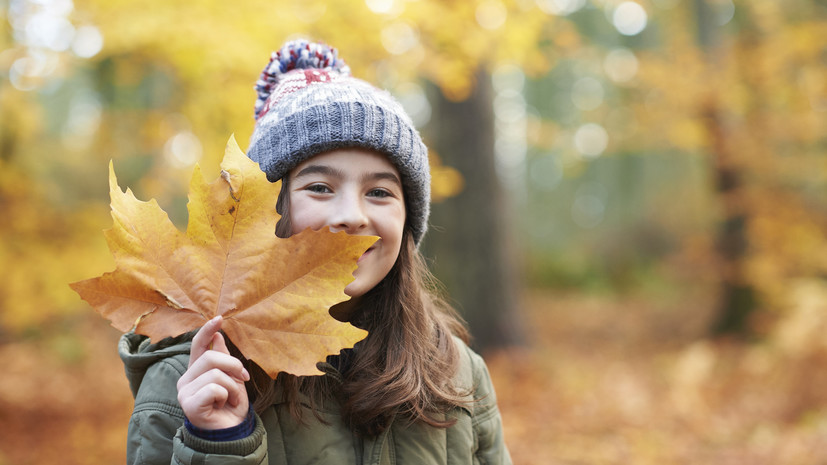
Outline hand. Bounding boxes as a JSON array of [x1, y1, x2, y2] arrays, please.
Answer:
[[177, 316, 251, 430]]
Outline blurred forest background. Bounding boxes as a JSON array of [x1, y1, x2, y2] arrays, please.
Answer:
[[1, 0, 827, 463]]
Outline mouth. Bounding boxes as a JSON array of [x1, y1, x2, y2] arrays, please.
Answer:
[[358, 244, 376, 263]]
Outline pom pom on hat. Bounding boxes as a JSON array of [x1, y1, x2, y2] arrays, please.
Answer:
[[247, 39, 432, 245], [254, 40, 351, 120]]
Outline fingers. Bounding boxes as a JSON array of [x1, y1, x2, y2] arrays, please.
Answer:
[[180, 320, 250, 391], [177, 365, 250, 429], [177, 316, 252, 429], [209, 325, 230, 355], [178, 366, 245, 410], [179, 346, 249, 385], [190, 316, 225, 366]]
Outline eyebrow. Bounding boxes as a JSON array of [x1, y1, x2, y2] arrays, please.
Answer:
[[362, 171, 402, 186], [292, 164, 402, 187], [292, 164, 342, 180]]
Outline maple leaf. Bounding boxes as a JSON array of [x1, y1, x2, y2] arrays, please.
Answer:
[[70, 135, 374, 377]]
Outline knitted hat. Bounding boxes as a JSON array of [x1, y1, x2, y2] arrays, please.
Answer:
[[247, 40, 431, 245]]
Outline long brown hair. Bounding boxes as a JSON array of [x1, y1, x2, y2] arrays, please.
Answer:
[[232, 177, 471, 436]]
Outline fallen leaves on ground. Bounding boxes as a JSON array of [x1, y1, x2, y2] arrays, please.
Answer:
[[486, 290, 827, 465]]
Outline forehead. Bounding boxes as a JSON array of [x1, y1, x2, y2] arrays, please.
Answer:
[[290, 147, 400, 177]]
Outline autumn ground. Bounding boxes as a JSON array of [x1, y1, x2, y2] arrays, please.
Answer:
[[488, 290, 827, 465], [1, 290, 826, 465]]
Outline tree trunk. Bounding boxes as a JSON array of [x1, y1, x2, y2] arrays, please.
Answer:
[[694, 0, 757, 336], [423, 70, 525, 353], [701, 101, 756, 336]]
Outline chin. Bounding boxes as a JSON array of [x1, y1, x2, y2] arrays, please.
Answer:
[[344, 277, 381, 299], [344, 283, 365, 299]]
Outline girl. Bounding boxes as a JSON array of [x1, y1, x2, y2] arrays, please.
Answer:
[[120, 39, 511, 465]]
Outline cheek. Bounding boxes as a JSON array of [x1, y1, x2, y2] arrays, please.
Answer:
[[288, 197, 326, 234], [389, 209, 406, 242], [380, 214, 405, 255]]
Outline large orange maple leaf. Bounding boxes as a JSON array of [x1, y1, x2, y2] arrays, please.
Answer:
[[70, 135, 374, 377]]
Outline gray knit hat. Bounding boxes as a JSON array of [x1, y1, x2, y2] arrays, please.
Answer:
[[247, 40, 431, 244]]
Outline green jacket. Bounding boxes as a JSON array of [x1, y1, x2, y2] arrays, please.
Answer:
[[119, 332, 512, 465]]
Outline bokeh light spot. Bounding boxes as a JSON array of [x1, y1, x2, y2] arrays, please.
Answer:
[[714, 0, 735, 25], [365, 0, 395, 14], [71, 25, 103, 58], [603, 48, 639, 83], [612, 2, 648, 36], [26, 12, 75, 51], [574, 123, 609, 158], [9, 52, 59, 91], [535, 0, 586, 16], [495, 89, 527, 123], [164, 131, 203, 169], [476, 0, 507, 30]]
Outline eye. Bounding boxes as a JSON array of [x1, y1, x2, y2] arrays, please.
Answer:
[[367, 188, 392, 198], [305, 184, 332, 194]]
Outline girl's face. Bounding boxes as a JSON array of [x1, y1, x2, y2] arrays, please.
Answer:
[[288, 148, 406, 298]]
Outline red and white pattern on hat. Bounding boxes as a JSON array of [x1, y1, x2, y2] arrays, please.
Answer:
[[255, 69, 349, 121]]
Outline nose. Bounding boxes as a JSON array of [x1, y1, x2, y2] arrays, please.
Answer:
[[329, 192, 368, 234]]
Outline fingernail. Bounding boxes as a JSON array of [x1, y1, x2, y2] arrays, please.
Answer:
[[211, 315, 222, 323], [242, 368, 250, 381]]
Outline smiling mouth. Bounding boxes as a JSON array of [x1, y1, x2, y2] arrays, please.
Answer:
[[358, 246, 376, 263]]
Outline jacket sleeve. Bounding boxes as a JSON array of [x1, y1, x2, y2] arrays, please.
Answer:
[[126, 353, 269, 465], [467, 347, 513, 465], [171, 415, 268, 464], [126, 353, 187, 465]]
